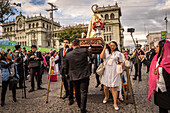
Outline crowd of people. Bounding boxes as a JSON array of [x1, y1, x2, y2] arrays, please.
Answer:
[[0, 39, 169, 113]]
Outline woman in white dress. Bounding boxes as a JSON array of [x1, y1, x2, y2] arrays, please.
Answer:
[[50, 51, 59, 74], [100, 41, 123, 111]]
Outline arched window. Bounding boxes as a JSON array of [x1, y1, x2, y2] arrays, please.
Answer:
[[47, 24, 48, 29], [106, 27, 108, 32], [107, 36, 109, 41], [4, 28, 6, 32], [7, 28, 9, 32], [101, 15, 103, 18], [110, 36, 112, 41], [29, 24, 31, 29], [104, 36, 106, 41], [10, 27, 12, 31], [43, 23, 45, 28], [109, 26, 111, 31], [110, 13, 114, 19], [32, 23, 35, 28], [36, 23, 39, 27], [25, 41, 27, 46], [105, 14, 109, 20]]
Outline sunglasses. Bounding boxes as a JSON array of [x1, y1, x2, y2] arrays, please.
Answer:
[[64, 42, 69, 43]]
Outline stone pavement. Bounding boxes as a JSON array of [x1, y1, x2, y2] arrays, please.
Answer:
[[0, 65, 169, 113]]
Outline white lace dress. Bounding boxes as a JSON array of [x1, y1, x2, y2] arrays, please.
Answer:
[[101, 49, 123, 88]]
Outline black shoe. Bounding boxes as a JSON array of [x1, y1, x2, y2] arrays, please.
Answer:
[[100, 87, 103, 91], [13, 98, 17, 102], [133, 78, 137, 80], [37, 87, 45, 90], [81, 109, 87, 113], [62, 94, 68, 100], [1, 101, 5, 107], [95, 83, 100, 88], [28, 88, 35, 92], [19, 86, 27, 89], [139, 79, 142, 81], [69, 99, 74, 105]]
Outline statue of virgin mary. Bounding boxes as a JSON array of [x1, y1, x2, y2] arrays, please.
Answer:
[[86, 4, 104, 38]]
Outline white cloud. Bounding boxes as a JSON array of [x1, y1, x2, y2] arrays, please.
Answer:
[[4, 0, 170, 46]]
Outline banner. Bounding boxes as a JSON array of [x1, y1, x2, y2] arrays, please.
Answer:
[[161, 31, 167, 40]]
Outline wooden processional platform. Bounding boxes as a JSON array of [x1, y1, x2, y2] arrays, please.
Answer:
[[79, 37, 105, 54]]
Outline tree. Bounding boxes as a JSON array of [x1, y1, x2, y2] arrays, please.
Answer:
[[57, 27, 87, 42], [0, 0, 17, 23]]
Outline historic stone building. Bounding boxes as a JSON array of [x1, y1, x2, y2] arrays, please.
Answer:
[[94, 3, 124, 49], [1, 12, 61, 49], [146, 32, 170, 47]]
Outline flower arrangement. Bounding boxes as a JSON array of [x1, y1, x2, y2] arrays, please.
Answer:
[[92, 19, 104, 31]]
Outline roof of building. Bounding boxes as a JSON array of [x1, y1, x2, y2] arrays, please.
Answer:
[[2, 12, 61, 27], [94, 3, 122, 16]]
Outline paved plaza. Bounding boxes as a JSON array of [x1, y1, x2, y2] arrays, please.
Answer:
[[0, 65, 169, 113]]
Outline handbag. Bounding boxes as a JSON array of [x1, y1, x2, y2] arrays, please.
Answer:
[[96, 55, 112, 76], [116, 57, 123, 74], [116, 64, 123, 74], [125, 60, 131, 67]]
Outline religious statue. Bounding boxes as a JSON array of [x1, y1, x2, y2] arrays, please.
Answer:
[[79, 4, 105, 54], [86, 4, 104, 38]]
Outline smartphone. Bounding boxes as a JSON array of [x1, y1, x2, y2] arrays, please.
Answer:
[[106, 44, 109, 48], [66, 45, 69, 48]]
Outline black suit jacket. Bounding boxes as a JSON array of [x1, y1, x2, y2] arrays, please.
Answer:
[[55, 48, 73, 75], [28, 51, 43, 68], [13, 51, 24, 69], [64, 48, 91, 81]]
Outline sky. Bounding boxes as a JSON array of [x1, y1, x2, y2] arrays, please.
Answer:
[[1, 0, 170, 47]]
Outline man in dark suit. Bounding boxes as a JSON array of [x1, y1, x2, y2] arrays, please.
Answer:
[[55, 38, 74, 105], [13, 45, 24, 88], [28, 45, 43, 92], [64, 39, 91, 113]]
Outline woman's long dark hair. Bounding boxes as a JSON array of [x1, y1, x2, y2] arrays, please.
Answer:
[[107, 41, 119, 54], [157, 40, 166, 64]]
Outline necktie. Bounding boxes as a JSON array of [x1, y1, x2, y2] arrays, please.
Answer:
[[63, 48, 66, 56]]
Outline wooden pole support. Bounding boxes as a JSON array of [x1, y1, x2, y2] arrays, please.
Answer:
[[126, 67, 133, 104], [46, 60, 52, 103]]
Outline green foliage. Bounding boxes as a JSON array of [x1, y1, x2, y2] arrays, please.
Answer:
[[0, 0, 18, 23], [57, 27, 87, 42], [0, 45, 58, 52]]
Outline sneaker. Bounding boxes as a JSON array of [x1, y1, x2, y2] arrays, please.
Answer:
[[13, 98, 17, 102]]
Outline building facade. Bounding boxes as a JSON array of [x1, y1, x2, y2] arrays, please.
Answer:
[[146, 32, 170, 47], [1, 12, 61, 49], [94, 3, 124, 49]]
